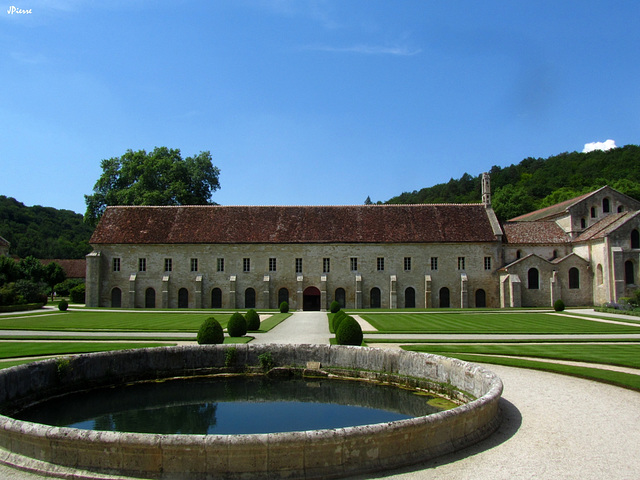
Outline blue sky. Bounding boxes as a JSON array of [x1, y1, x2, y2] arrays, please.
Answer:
[[1, 1, 638, 214]]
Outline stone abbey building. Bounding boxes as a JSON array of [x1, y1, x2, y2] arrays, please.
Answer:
[[85, 175, 640, 310]]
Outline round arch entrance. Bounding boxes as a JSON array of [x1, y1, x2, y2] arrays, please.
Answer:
[[303, 286, 321, 311]]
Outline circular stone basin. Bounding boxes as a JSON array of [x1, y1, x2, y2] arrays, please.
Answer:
[[0, 345, 503, 479]]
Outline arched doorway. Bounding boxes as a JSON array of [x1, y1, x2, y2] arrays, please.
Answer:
[[278, 288, 289, 307], [404, 287, 415, 308], [370, 287, 381, 308], [335, 288, 346, 308], [303, 286, 321, 311], [145, 288, 156, 308], [625, 261, 635, 285], [245, 288, 256, 308], [211, 288, 222, 308], [528, 268, 539, 289], [439, 287, 450, 308], [475, 289, 486, 308], [111, 287, 122, 308], [178, 288, 189, 308]]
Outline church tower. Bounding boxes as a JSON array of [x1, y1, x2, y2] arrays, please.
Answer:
[[482, 172, 491, 207]]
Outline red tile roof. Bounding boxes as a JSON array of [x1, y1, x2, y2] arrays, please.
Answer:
[[41, 259, 86, 278], [502, 221, 570, 244], [508, 192, 593, 222], [574, 211, 640, 242], [90, 204, 499, 245]]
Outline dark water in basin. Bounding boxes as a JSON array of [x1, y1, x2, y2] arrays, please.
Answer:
[[15, 376, 445, 435]]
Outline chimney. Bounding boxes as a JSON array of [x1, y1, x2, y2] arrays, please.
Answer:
[[482, 172, 491, 207]]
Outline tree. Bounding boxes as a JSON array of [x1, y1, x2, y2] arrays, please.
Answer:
[[364, 196, 373, 205], [84, 147, 221, 225], [43, 262, 66, 301]]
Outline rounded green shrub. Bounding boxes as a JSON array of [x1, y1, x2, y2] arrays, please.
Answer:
[[336, 316, 363, 346], [197, 317, 224, 345], [69, 284, 85, 304], [227, 312, 247, 337], [332, 310, 348, 332], [58, 299, 68, 311], [279, 301, 289, 313], [329, 300, 341, 314], [245, 309, 260, 331], [553, 299, 565, 312]]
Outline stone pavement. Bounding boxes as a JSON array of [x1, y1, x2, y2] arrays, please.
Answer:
[[1, 310, 640, 479]]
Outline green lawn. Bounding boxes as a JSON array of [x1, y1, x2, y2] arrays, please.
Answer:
[[360, 312, 640, 334], [0, 342, 175, 360]]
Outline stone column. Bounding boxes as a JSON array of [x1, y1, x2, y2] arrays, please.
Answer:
[[85, 251, 101, 307], [550, 270, 560, 307], [460, 273, 468, 308], [195, 275, 203, 309], [355, 275, 362, 309], [321, 275, 327, 311], [129, 274, 137, 308], [162, 275, 170, 308], [296, 276, 304, 311], [390, 275, 397, 309], [229, 275, 237, 309], [263, 275, 270, 309], [424, 275, 432, 308]]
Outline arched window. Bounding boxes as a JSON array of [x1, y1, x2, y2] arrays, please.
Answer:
[[516, 250, 522, 259], [245, 288, 256, 308], [475, 289, 486, 308], [178, 288, 189, 308], [404, 287, 415, 308], [334, 288, 345, 308], [370, 287, 381, 308], [618, 206, 624, 213], [278, 288, 289, 307], [632, 229, 640, 249], [625, 261, 635, 285], [211, 288, 222, 308], [602, 198, 610, 213], [439, 287, 450, 308], [145, 288, 156, 308], [596, 264, 603, 285], [568, 267, 580, 289], [591, 207, 597, 218], [581, 218, 586, 229], [111, 287, 122, 308], [528, 268, 539, 290]]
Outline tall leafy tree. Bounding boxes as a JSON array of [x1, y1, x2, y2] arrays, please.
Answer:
[[84, 147, 221, 225]]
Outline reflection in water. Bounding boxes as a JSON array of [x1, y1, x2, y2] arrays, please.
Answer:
[[15, 376, 446, 435]]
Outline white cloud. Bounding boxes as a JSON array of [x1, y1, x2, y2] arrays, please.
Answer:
[[302, 43, 421, 56], [583, 139, 617, 153]]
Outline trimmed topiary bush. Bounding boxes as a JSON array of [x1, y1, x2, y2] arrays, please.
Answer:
[[332, 310, 348, 332], [69, 284, 85, 304], [245, 309, 260, 331], [329, 300, 341, 314], [553, 299, 565, 312], [279, 301, 289, 313], [336, 316, 363, 346], [58, 299, 68, 311], [197, 317, 224, 345], [227, 312, 247, 337]]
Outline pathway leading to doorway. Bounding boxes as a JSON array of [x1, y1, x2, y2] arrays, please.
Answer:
[[252, 311, 331, 345]]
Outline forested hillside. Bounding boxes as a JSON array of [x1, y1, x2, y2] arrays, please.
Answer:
[[385, 144, 640, 221], [0, 196, 93, 259]]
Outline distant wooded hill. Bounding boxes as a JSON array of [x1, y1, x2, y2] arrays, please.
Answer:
[[0, 196, 93, 259], [384, 144, 640, 221]]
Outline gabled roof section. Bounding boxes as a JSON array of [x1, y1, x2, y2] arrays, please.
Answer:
[[508, 190, 599, 222], [502, 221, 570, 244], [41, 259, 86, 278], [90, 204, 500, 245], [574, 211, 640, 242]]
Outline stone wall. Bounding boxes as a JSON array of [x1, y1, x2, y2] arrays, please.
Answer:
[[0, 345, 503, 479]]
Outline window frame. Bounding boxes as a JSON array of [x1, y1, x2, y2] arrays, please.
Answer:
[[243, 258, 251, 273], [268, 257, 277, 272], [404, 257, 412, 271], [139, 258, 146, 272], [190, 258, 198, 272], [164, 258, 172, 272], [377, 257, 385, 271]]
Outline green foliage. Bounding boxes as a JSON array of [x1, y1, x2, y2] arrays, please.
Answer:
[[554, 299, 565, 312], [245, 309, 260, 331], [69, 283, 85, 304], [279, 301, 289, 313], [0, 255, 20, 284], [84, 147, 221, 225], [43, 261, 66, 300], [58, 299, 69, 311], [0, 196, 93, 259], [197, 317, 224, 345], [332, 310, 348, 332], [329, 300, 341, 314], [258, 351, 274, 371], [335, 316, 363, 346], [54, 278, 84, 297], [224, 347, 237, 367], [227, 312, 247, 337], [384, 144, 640, 221]]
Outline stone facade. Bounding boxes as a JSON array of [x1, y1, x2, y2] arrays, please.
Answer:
[[86, 179, 640, 310]]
